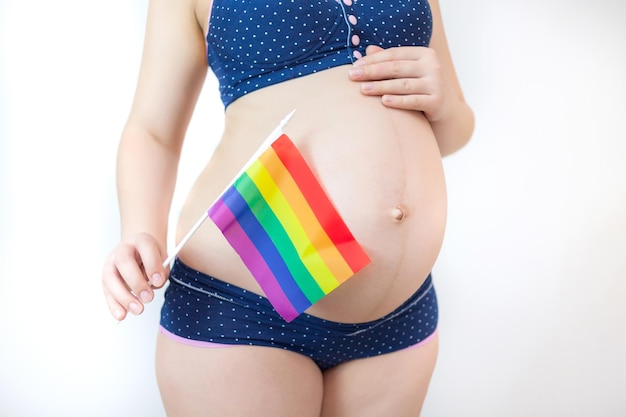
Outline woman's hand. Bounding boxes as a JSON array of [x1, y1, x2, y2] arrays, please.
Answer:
[[349, 45, 453, 122], [101, 233, 168, 321]]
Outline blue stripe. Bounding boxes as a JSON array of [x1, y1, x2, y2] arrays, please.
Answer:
[[220, 186, 312, 313]]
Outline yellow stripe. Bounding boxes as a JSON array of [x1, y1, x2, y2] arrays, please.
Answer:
[[258, 148, 354, 280], [246, 159, 340, 293]]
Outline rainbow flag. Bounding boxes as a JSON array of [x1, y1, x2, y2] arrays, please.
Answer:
[[208, 133, 370, 322]]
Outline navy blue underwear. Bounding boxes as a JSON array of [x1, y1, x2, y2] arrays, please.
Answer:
[[159, 258, 438, 371]]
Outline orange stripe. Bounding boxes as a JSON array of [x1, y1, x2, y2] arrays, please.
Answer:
[[258, 146, 355, 281], [271, 135, 371, 274]]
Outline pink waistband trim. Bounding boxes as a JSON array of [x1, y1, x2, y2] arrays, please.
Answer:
[[159, 326, 238, 349], [160, 325, 438, 351], [400, 329, 438, 351]]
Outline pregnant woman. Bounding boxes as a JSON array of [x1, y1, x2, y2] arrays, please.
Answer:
[[101, 0, 474, 415]]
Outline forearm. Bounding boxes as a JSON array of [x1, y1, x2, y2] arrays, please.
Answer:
[[429, 97, 475, 157], [116, 126, 181, 249]]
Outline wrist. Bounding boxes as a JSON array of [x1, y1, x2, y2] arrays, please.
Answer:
[[429, 99, 475, 156]]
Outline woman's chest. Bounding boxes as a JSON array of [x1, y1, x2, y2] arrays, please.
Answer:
[[204, 0, 433, 55]]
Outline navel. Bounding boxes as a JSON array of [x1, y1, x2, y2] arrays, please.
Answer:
[[390, 205, 407, 222]]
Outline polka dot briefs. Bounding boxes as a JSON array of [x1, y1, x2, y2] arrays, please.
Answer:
[[206, 0, 433, 107], [159, 259, 439, 370]]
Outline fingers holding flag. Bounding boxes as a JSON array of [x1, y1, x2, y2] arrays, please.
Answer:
[[102, 233, 168, 321]]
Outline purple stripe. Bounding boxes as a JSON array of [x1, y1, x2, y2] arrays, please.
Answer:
[[208, 200, 300, 322], [211, 185, 311, 314]]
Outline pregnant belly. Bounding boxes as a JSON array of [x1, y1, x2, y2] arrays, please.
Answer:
[[176, 67, 447, 322]]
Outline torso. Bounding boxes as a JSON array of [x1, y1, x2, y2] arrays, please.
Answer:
[[180, 0, 447, 323]]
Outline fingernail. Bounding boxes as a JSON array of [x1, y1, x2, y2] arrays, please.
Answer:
[[140, 290, 152, 303], [361, 82, 374, 91], [150, 273, 163, 287], [114, 308, 125, 321], [349, 67, 363, 77], [128, 302, 142, 315]]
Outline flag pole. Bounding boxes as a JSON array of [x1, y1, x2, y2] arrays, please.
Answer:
[[225, 109, 296, 186], [161, 212, 209, 268], [162, 109, 296, 269]]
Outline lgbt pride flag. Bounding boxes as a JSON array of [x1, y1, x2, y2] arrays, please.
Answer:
[[208, 133, 370, 322]]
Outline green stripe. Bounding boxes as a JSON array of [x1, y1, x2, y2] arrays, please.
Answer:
[[234, 173, 325, 302]]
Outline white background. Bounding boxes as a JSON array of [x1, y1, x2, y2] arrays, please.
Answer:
[[1, 0, 625, 416]]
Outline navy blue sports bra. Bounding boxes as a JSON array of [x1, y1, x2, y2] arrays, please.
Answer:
[[207, 0, 433, 108]]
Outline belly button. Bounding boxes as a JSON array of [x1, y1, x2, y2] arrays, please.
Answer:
[[390, 205, 406, 222]]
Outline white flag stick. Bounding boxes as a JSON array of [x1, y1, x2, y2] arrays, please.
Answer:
[[161, 211, 209, 268], [227, 109, 297, 187], [162, 109, 296, 268]]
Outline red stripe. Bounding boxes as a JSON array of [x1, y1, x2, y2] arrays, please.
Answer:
[[271, 135, 370, 273]]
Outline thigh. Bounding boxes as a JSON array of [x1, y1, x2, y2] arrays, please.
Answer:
[[156, 332, 324, 417], [320, 333, 439, 417]]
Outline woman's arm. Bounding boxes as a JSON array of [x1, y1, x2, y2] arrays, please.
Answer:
[[425, 0, 474, 155], [102, 0, 208, 321], [348, 0, 474, 156]]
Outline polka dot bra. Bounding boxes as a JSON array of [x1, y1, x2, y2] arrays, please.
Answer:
[[207, 0, 433, 107]]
